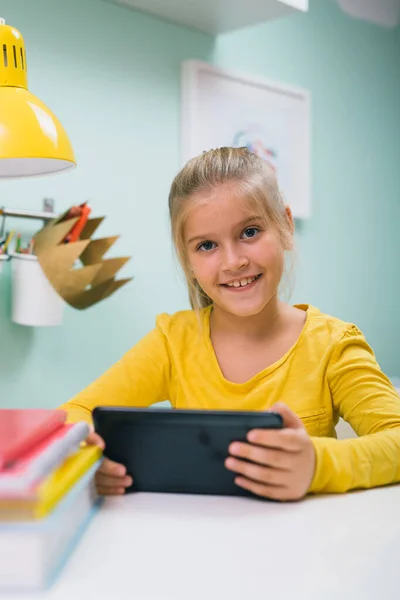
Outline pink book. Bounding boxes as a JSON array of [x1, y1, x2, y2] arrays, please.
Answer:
[[0, 409, 66, 471], [0, 420, 90, 496]]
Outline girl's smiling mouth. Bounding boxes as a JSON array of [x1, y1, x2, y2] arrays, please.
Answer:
[[220, 274, 262, 291]]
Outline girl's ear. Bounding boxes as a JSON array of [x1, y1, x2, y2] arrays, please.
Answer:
[[285, 205, 294, 235]]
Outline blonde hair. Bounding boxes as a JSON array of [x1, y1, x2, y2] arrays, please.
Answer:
[[168, 147, 294, 312]]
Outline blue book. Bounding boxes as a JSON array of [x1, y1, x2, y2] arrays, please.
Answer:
[[0, 461, 103, 591]]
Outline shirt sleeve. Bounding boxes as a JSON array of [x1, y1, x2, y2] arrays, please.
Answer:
[[309, 325, 400, 494], [58, 325, 171, 424]]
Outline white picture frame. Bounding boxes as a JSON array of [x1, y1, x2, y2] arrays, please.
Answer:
[[181, 60, 311, 219]]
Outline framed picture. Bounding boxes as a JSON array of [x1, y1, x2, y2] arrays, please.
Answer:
[[181, 61, 311, 219]]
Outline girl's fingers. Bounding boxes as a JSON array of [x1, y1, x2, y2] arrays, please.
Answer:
[[229, 442, 292, 470], [246, 428, 307, 452], [98, 458, 127, 477], [97, 486, 126, 496], [234, 477, 290, 501], [85, 431, 105, 450], [225, 457, 285, 486], [269, 403, 305, 430], [95, 472, 133, 488]]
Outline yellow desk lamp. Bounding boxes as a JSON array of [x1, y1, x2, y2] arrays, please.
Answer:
[[0, 18, 76, 178]]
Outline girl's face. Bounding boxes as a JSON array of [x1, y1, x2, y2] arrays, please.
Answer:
[[184, 183, 290, 318]]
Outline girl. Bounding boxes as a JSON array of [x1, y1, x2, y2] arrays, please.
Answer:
[[60, 147, 400, 501]]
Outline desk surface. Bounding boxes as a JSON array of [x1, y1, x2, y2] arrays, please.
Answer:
[[5, 486, 400, 600]]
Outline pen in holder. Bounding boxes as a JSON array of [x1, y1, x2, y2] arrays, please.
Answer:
[[10, 252, 65, 327], [3, 201, 132, 326]]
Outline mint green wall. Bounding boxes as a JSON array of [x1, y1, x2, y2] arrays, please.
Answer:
[[0, 0, 399, 409], [0, 0, 214, 408], [215, 0, 400, 377]]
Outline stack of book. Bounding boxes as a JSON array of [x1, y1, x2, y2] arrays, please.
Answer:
[[0, 409, 102, 591]]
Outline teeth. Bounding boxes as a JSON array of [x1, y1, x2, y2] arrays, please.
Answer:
[[227, 275, 258, 288]]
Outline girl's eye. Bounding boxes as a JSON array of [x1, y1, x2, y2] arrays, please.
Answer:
[[242, 227, 260, 239], [197, 240, 216, 252]]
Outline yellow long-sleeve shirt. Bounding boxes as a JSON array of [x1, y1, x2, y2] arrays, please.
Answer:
[[60, 304, 400, 495]]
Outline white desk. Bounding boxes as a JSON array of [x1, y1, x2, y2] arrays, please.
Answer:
[[5, 487, 400, 600]]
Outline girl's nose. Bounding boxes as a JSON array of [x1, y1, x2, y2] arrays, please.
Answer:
[[221, 246, 249, 272]]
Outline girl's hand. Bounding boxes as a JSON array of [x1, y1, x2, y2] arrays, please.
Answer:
[[225, 403, 316, 501], [85, 430, 133, 496]]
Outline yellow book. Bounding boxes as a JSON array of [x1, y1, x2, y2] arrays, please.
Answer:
[[0, 445, 102, 520]]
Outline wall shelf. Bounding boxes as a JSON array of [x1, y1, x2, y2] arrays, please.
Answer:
[[103, 0, 308, 35], [0, 206, 57, 242], [0, 207, 57, 222]]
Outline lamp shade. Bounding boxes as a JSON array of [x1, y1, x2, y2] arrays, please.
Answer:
[[0, 18, 76, 178]]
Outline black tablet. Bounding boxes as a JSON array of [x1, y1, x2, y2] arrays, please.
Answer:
[[93, 407, 284, 498]]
